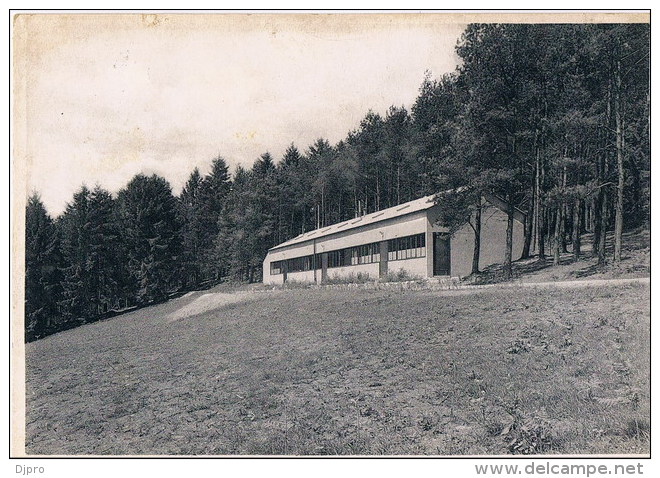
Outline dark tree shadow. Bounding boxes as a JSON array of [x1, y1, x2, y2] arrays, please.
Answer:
[[465, 228, 649, 285]]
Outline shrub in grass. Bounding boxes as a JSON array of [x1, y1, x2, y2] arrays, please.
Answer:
[[325, 272, 372, 284], [623, 418, 650, 440], [506, 339, 530, 354], [280, 280, 314, 289], [382, 268, 423, 283], [501, 413, 560, 455]]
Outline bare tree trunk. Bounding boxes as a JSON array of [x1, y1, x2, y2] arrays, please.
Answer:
[[277, 195, 283, 244], [561, 205, 568, 253], [599, 80, 611, 266], [321, 185, 325, 228], [396, 165, 401, 205], [614, 52, 625, 262], [572, 197, 581, 261], [538, 147, 546, 260], [553, 206, 562, 266], [532, 186, 538, 254], [598, 188, 608, 265], [522, 209, 533, 260], [594, 76, 611, 261], [560, 165, 568, 253], [375, 177, 380, 211], [504, 198, 514, 280], [522, 169, 534, 259], [592, 190, 602, 255], [471, 200, 482, 274], [531, 131, 539, 254]]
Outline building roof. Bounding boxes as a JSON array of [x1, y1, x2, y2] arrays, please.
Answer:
[[269, 194, 437, 252]]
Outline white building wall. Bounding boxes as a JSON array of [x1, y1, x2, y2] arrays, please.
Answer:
[[278, 270, 316, 284], [263, 211, 428, 284], [326, 263, 380, 281], [449, 203, 525, 278], [386, 257, 428, 279]]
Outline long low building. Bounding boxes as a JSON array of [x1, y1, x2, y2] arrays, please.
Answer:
[[262, 193, 525, 285]]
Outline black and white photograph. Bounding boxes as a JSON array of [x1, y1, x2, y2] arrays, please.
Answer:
[[10, 10, 650, 463]]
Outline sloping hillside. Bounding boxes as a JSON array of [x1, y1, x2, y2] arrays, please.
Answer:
[[25, 280, 649, 456], [468, 228, 650, 285]]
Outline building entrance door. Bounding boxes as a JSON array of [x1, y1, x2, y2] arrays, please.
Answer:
[[433, 233, 451, 276]]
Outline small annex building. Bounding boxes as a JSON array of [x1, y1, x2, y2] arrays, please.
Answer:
[[263, 193, 525, 285]]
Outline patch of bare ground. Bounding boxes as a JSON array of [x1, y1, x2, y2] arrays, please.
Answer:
[[25, 282, 649, 455]]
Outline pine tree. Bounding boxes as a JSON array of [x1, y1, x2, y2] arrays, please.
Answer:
[[116, 174, 181, 304], [59, 185, 121, 324], [178, 168, 204, 288], [87, 186, 120, 313], [197, 157, 231, 282], [25, 194, 62, 341], [58, 185, 94, 325]]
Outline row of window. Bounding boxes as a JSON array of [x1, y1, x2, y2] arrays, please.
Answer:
[[269, 233, 426, 275], [387, 234, 426, 261], [327, 242, 381, 268], [270, 254, 315, 274]]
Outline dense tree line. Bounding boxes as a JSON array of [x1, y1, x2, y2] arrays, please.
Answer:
[[25, 24, 649, 341]]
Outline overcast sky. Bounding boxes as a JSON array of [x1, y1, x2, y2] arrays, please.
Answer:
[[15, 14, 466, 216]]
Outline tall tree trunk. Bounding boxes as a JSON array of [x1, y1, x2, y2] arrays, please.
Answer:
[[396, 165, 401, 205], [560, 205, 568, 253], [598, 187, 608, 265], [531, 131, 539, 254], [471, 200, 482, 274], [560, 165, 568, 253], [375, 177, 380, 211], [572, 197, 581, 261], [553, 206, 562, 266], [614, 52, 625, 262], [627, 153, 642, 228], [537, 154, 546, 260], [522, 208, 533, 260], [321, 185, 325, 228], [595, 74, 612, 263], [593, 184, 603, 256], [504, 198, 514, 280], [522, 166, 534, 260]]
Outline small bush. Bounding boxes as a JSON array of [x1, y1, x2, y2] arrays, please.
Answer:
[[325, 272, 372, 284], [280, 280, 314, 289], [502, 414, 559, 455], [506, 340, 530, 354], [382, 268, 422, 283], [623, 418, 650, 439], [418, 414, 436, 432]]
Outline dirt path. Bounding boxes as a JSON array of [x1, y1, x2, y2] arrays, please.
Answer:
[[474, 277, 650, 290], [167, 291, 259, 322], [311, 276, 650, 295]]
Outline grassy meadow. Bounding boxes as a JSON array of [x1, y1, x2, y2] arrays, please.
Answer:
[[25, 282, 649, 455]]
